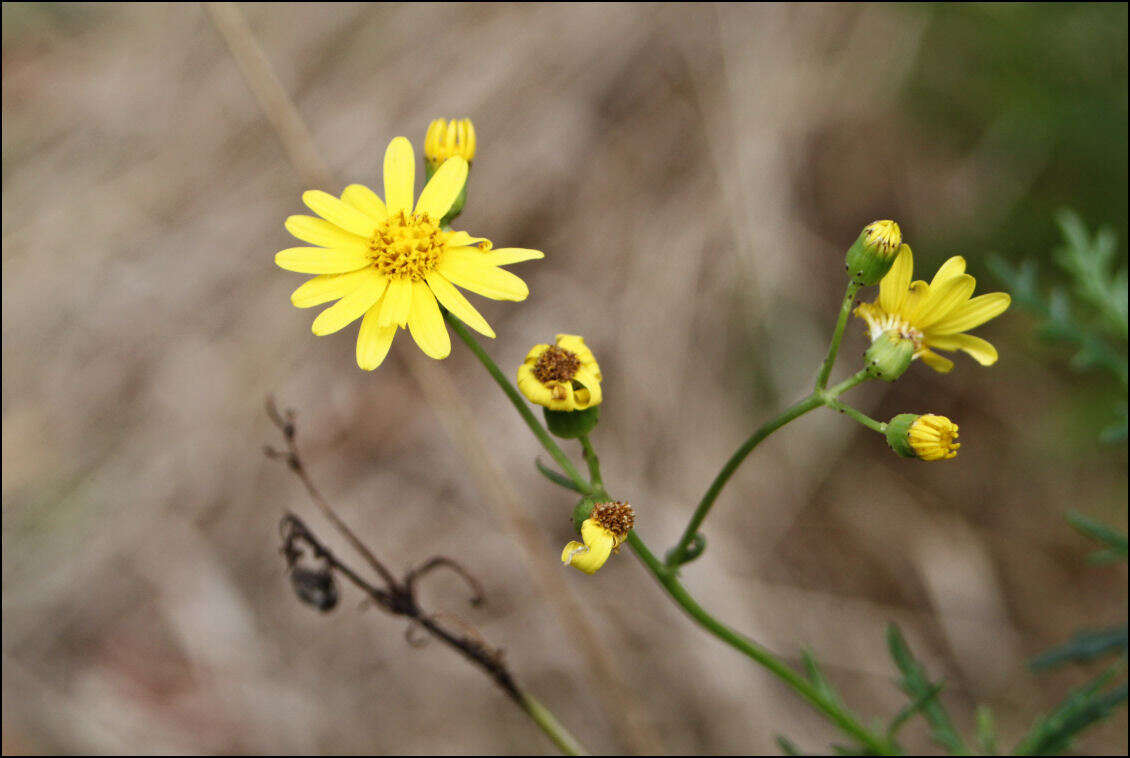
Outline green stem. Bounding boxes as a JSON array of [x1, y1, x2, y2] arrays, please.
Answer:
[[666, 393, 823, 566], [446, 312, 589, 492], [815, 280, 863, 390], [667, 368, 871, 567], [519, 693, 589, 755], [823, 398, 885, 433], [626, 531, 892, 754], [580, 436, 603, 490]]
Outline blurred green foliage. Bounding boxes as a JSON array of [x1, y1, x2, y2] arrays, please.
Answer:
[[905, 3, 1128, 266], [988, 210, 1128, 442]]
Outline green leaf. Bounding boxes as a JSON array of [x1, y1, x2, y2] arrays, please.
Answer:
[[975, 705, 997, 754], [1066, 511, 1128, 559], [534, 457, 584, 493], [886, 624, 969, 754], [776, 735, 805, 755], [1013, 665, 1128, 755], [1030, 626, 1128, 671]]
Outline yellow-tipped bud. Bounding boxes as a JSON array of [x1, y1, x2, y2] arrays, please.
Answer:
[[886, 413, 960, 460], [845, 220, 902, 285], [425, 117, 476, 171], [562, 501, 634, 574]]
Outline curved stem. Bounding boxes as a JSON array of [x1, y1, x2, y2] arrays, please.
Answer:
[[815, 280, 863, 390], [446, 312, 590, 492], [626, 532, 892, 754], [666, 393, 823, 567]]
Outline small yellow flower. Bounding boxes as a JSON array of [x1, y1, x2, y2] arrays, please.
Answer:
[[517, 335, 602, 411], [276, 137, 543, 370], [425, 118, 476, 169], [908, 414, 961, 461], [562, 501, 635, 574], [854, 245, 1010, 373]]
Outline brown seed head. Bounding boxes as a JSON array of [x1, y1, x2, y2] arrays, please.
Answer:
[[591, 501, 635, 539], [532, 345, 580, 384]]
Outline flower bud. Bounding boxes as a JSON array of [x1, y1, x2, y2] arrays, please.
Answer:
[[845, 220, 902, 285], [886, 413, 961, 461], [864, 330, 915, 381], [424, 118, 476, 224]]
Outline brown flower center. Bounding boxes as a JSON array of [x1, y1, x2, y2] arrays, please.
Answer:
[[591, 501, 635, 539], [532, 345, 580, 384]]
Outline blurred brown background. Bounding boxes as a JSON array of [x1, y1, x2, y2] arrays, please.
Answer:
[[3, 3, 1127, 754]]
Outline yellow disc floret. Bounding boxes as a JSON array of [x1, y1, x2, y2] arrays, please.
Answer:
[[368, 210, 444, 280]]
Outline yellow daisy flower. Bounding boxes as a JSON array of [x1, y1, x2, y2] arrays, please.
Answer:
[[276, 137, 543, 370], [517, 335, 602, 411], [562, 501, 635, 574], [854, 245, 1010, 373]]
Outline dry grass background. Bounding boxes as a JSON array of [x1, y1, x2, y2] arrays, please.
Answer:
[[2, 3, 1126, 754]]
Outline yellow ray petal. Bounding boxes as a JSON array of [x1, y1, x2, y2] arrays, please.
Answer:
[[444, 230, 491, 250], [424, 272, 496, 338], [340, 184, 387, 223], [415, 156, 468, 219], [290, 269, 373, 308], [488, 248, 545, 265], [930, 256, 967, 287], [407, 280, 451, 359], [879, 244, 914, 314], [302, 190, 379, 238], [356, 306, 398, 370], [926, 292, 1011, 335], [285, 215, 368, 251], [275, 247, 370, 274], [438, 249, 529, 301], [383, 137, 415, 215], [311, 273, 388, 335], [919, 349, 955, 374], [517, 363, 556, 406], [563, 521, 616, 574], [927, 333, 999, 365], [913, 274, 975, 329], [378, 276, 413, 327]]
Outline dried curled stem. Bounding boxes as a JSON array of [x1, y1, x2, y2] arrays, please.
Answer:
[[265, 396, 519, 701]]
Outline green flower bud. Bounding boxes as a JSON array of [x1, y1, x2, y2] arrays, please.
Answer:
[[865, 330, 915, 381], [544, 405, 600, 439], [845, 220, 902, 285], [885, 413, 920, 458]]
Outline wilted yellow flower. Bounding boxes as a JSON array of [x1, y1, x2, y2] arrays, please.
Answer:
[[562, 501, 635, 574], [517, 335, 602, 411], [908, 414, 961, 460], [425, 118, 476, 169], [276, 137, 543, 370], [854, 245, 1010, 373]]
